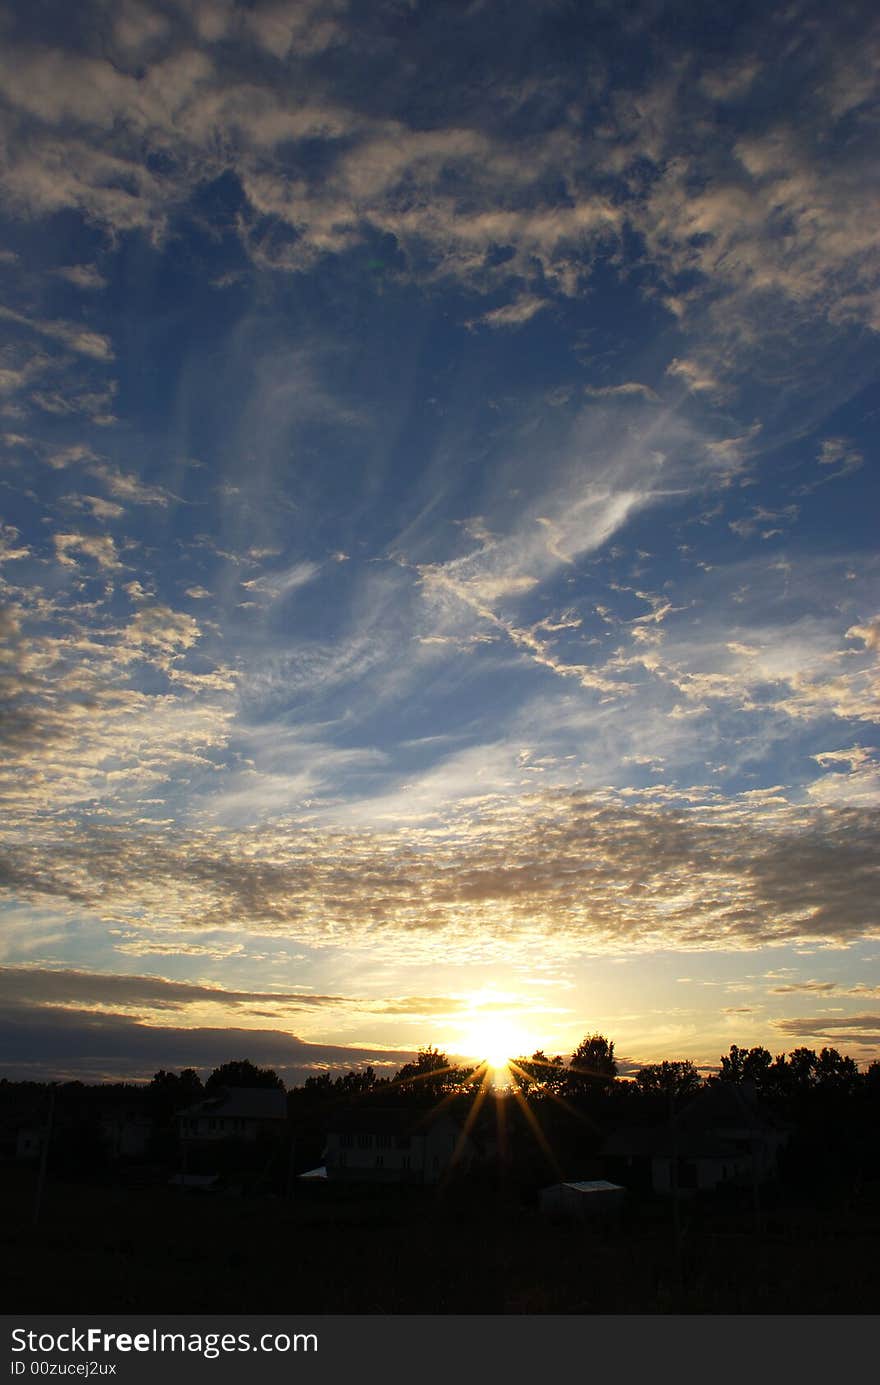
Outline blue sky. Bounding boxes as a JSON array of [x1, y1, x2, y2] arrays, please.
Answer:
[[1, 0, 878, 1083]]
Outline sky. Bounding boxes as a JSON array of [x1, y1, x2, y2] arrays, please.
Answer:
[[0, 0, 878, 1085]]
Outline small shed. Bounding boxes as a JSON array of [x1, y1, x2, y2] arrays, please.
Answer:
[[540, 1179, 625, 1221], [168, 1173, 219, 1192]]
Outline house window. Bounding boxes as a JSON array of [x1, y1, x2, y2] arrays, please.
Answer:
[[358, 1133, 372, 1149], [339, 1133, 353, 1148], [209, 1118, 216, 1130], [376, 1133, 392, 1148], [395, 1135, 410, 1150], [376, 1155, 384, 1168], [402, 1156, 411, 1170]]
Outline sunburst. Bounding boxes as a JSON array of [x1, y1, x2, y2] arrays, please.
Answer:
[[458, 1015, 534, 1082]]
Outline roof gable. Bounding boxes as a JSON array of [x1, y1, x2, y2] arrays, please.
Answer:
[[179, 1087, 287, 1121]]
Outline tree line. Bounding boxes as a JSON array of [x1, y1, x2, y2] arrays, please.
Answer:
[[3, 1037, 876, 1123], [142, 1035, 878, 1113]]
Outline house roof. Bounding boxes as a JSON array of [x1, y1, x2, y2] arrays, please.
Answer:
[[676, 1081, 785, 1133], [603, 1081, 787, 1161], [178, 1087, 287, 1121], [603, 1126, 744, 1160]]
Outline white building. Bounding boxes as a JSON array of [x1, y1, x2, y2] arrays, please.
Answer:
[[178, 1087, 287, 1142], [324, 1108, 471, 1184], [603, 1082, 789, 1196]]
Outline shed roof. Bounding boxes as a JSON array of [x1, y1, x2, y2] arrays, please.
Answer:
[[561, 1179, 625, 1194], [541, 1179, 625, 1196]]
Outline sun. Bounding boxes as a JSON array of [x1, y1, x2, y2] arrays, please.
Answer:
[[459, 1016, 532, 1077]]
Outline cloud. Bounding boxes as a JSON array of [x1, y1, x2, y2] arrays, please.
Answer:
[[118, 605, 203, 666], [0, 0, 873, 402], [798, 436, 865, 493], [62, 494, 126, 521], [30, 380, 118, 425], [240, 560, 321, 601], [474, 295, 549, 330], [808, 746, 880, 807], [0, 523, 29, 562], [606, 571, 880, 729], [819, 437, 863, 472], [0, 964, 347, 1014], [53, 264, 108, 291], [666, 358, 723, 397], [0, 582, 235, 822], [0, 305, 114, 361], [847, 615, 880, 654], [769, 980, 880, 997], [729, 505, 799, 541], [87, 462, 173, 507], [2, 788, 878, 959], [583, 382, 659, 402], [773, 1014, 880, 1046], [0, 351, 50, 396], [53, 531, 122, 570], [0, 1003, 411, 1083], [112, 0, 172, 57]]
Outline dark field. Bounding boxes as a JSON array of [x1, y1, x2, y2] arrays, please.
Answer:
[[4, 1166, 879, 1314]]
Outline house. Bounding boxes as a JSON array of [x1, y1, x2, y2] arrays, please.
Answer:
[[603, 1082, 789, 1196], [98, 1100, 154, 1159], [540, 1179, 625, 1221], [177, 1087, 288, 1142], [323, 1107, 472, 1184], [15, 1125, 47, 1161]]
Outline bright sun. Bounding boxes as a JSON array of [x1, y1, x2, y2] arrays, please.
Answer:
[[459, 1016, 531, 1075]]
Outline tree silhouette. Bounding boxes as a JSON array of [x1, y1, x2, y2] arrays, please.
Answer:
[[566, 1034, 617, 1097], [718, 1044, 776, 1091], [510, 1051, 566, 1096], [205, 1059, 285, 1092], [148, 1067, 204, 1118], [815, 1046, 859, 1093], [787, 1047, 819, 1091], [635, 1060, 701, 1102], [391, 1047, 469, 1101]]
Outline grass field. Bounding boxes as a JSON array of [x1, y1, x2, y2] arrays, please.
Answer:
[[3, 1164, 879, 1314]]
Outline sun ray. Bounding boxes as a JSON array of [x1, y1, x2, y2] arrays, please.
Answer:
[[507, 1076, 563, 1179]]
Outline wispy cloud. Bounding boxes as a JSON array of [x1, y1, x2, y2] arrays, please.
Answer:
[[0, 305, 114, 361]]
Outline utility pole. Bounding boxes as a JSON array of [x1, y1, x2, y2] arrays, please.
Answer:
[[286, 1130, 297, 1198], [33, 1086, 55, 1227], [669, 1086, 683, 1300]]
